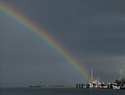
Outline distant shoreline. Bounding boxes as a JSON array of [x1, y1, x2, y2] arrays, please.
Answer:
[[29, 85, 76, 88]]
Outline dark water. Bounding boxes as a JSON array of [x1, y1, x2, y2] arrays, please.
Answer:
[[0, 88, 125, 95]]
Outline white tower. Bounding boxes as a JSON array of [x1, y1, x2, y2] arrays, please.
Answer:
[[91, 67, 93, 82], [121, 68, 123, 80]]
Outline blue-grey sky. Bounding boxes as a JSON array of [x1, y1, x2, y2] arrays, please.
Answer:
[[0, 0, 125, 87]]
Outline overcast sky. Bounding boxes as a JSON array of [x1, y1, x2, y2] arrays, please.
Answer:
[[0, 0, 125, 87]]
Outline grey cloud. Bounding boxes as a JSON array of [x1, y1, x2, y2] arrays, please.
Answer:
[[1, 0, 125, 87]]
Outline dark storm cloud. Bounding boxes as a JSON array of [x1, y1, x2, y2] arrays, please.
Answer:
[[7, 0, 124, 56], [0, 20, 62, 64], [1, 0, 125, 87]]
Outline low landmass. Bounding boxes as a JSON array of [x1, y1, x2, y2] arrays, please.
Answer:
[[29, 85, 76, 88]]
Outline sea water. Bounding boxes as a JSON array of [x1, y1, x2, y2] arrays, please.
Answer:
[[0, 88, 125, 95]]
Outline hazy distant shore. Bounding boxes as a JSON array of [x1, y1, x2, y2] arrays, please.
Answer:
[[29, 85, 76, 88]]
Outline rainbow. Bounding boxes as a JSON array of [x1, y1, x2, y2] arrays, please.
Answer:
[[0, 1, 91, 82]]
